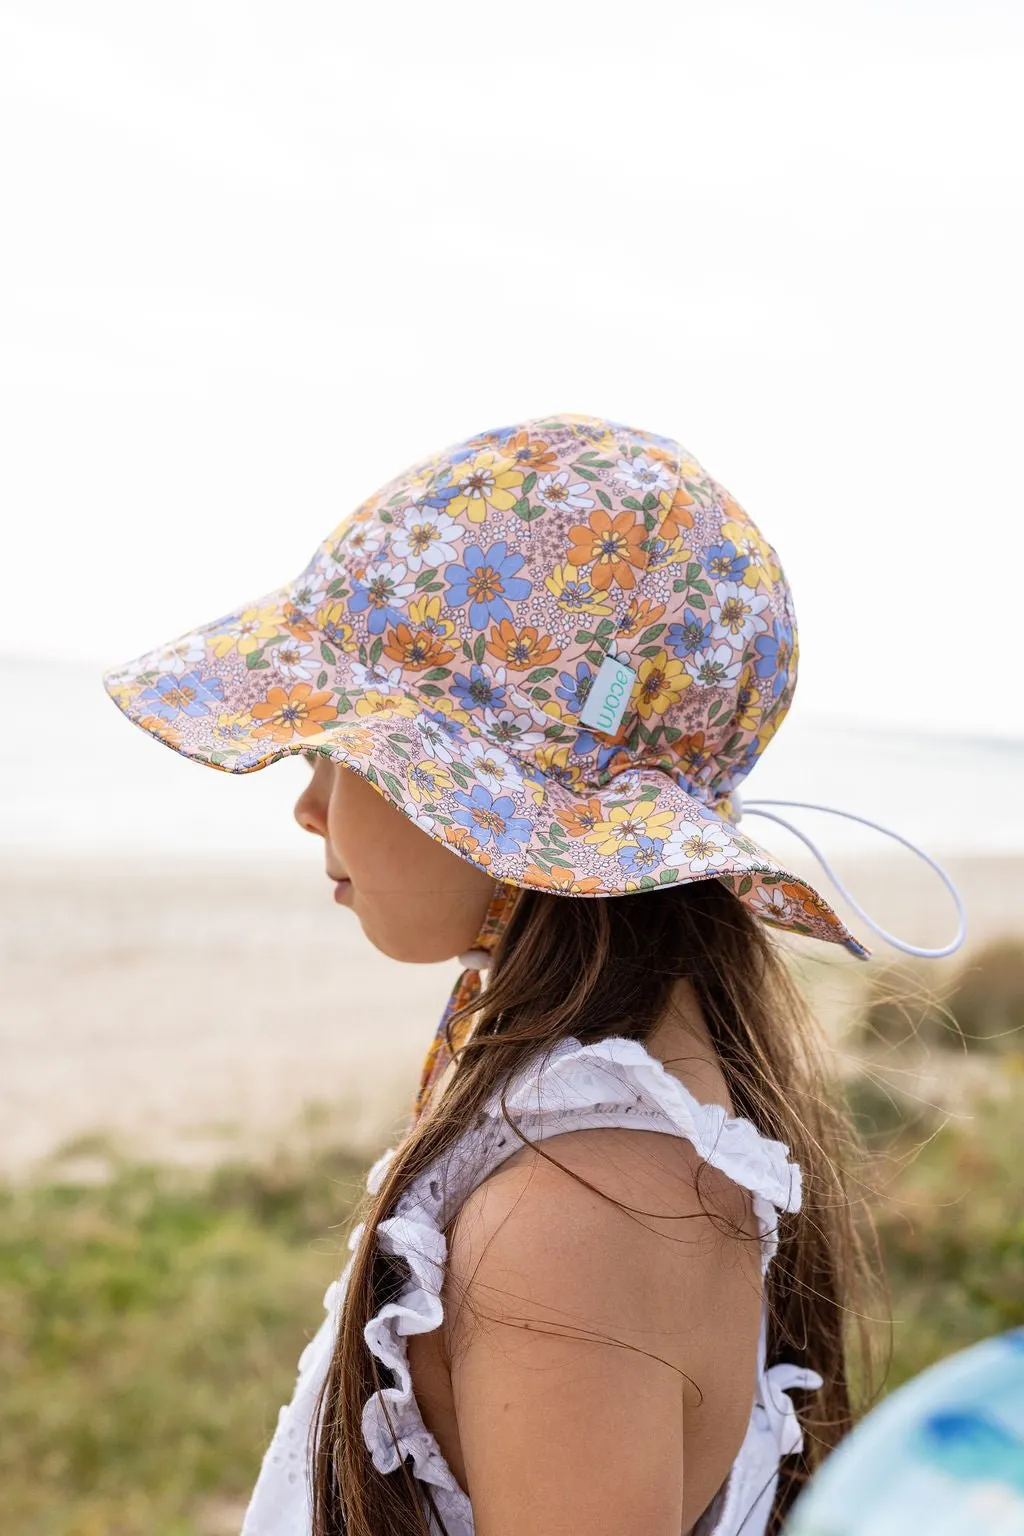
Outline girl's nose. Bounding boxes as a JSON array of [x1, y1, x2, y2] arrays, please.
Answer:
[[293, 780, 326, 838]]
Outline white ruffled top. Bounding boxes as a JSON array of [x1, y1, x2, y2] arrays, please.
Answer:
[[240, 1034, 824, 1536]]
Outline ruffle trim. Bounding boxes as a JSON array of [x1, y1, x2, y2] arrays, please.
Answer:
[[359, 1034, 817, 1528]]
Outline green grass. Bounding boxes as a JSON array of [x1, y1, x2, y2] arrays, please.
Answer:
[[0, 1144, 367, 1536], [4, 1067, 1022, 1533]]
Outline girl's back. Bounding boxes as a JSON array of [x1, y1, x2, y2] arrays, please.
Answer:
[[240, 999, 824, 1536], [407, 998, 769, 1535]]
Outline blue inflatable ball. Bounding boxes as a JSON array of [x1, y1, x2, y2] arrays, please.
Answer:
[[785, 1327, 1024, 1535]]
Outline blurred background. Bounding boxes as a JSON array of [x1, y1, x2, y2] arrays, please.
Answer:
[[2, 1, 1022, 1532]]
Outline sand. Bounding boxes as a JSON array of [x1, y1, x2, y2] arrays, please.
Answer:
[[3, 851, 1021, 1180]]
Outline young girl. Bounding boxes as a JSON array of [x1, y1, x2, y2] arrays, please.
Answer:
[[102, 412, 963, 1536]]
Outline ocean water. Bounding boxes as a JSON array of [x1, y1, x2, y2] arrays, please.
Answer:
[[5, 654, 1023, 866]]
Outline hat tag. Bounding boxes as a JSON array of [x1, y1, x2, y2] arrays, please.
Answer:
[[580, 653, 637, 738]]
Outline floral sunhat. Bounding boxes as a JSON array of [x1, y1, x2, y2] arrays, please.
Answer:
[[101, 411, 869, 957]]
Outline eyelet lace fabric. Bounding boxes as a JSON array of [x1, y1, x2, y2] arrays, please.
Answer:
[[241, 1035, 824, 1536]]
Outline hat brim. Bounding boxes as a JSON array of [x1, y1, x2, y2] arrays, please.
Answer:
[[102, 578, 870, 958]]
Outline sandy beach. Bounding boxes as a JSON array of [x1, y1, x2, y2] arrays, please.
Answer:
[[4, 850, 1022, 1180]]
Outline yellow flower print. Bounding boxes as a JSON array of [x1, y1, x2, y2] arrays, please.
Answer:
[[407, 593, 456, 640], [314, 600, 354, 651], [406, 759, 455, 803], [544, 562, 614, 617], [584, 800, 674, 854], [721, 512, 781, 593], [209, 604, 284, 659], [734, 664, 762, 733], [353, 690, 420, 719], [447, 451, 524, 524], [210, 709, 257, 749], [635, 652, 691, 719], [657, 482, 696, 539], [533, 742, 587, 790], [428, 693, 472, 726]]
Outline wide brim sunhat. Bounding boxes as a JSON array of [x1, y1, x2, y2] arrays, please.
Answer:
[[102, 411, 870, 957]]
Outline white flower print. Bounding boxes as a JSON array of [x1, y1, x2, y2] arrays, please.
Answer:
[[684, 643, 744, 688], [663, 821, 738, 873], [350, 661, 402, 691], [482, 707, 546, 751], [271, 638, 317, 680], [401, 798, 438, 835], [535, 471, 595, 512], [605, 768, 645, 801], [460, 739, 524, 794], [343, 523, 388, 561], [752, 885, 793, 919], [709, 581, 770, 642], [614, 454, 674, 494], [416, 713, 461, 763], [143, 635, 206, 675], [391, 510, 464, 570]]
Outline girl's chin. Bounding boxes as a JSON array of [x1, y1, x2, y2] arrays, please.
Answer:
[[332, 879, 353, 907]]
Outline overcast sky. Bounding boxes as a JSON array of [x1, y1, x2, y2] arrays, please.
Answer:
[[2, 0, 1021, 736]]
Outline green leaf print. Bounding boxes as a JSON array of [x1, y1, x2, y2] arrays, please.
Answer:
[[320, 642, 336, 665]]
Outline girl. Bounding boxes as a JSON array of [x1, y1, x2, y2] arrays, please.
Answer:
[[102, 412, 963, 1536]]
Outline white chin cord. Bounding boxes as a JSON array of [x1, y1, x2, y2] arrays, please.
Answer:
[[730, 794, 968, 960]]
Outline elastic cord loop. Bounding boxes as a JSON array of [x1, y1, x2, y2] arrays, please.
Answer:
[[732, 794, 968, 959]]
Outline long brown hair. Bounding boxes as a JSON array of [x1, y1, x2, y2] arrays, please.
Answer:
[[311, 877, 887, 1535]]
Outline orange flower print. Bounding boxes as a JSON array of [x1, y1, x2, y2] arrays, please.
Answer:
[[634, 652, 691, 719], [670, 731, 711, 777], [565, 508, 647, 591], [279, 603, 319, 641], [382, 623, 456, 669], [138, 713, 183, 749], [250, 683, 339, 741], [484, 619, 560, 669], [658, 483, 696, 539], [523, 863, 604, 894], [554, 797, 604, 837], [503, 430, 558, 472], [448, 451, 524, 524], [442, 823, 492, 865], [781, 882, 835, 921], [616, 595, 666, 639]]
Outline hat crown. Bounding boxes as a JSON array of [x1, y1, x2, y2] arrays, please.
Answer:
[[288, 413, 797, 809]]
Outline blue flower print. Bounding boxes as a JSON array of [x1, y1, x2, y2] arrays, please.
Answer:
[[451, 664, 508, 713], [409, 480, 460, 514], [555, 661, 593, 714], [140, 670, 225, 721], [573, 727, 628, 770], [348, 560, 415, 635], [452, 785, 533, 854], [445, 542, 531, 630], [617, 836, 664, 876], [705, 540, 749, 583], [665, 609, 712, 658], [754, 617, 794, 698]]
